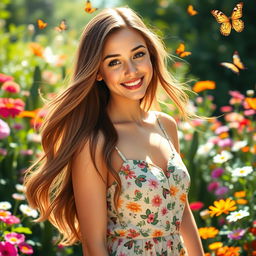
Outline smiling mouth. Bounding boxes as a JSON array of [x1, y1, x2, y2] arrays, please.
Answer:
[[121, 77, 144, 90]]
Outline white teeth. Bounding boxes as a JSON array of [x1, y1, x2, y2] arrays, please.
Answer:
[[122, 78, 141, 86]]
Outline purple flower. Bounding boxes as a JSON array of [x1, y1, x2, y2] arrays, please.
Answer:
[[217, 138, 233, 148], [211, 168, 225, 179], [207, 181, 219, 192], [0, 119, 10, 139], [228, 229, 246, 240], [215, 186, 229, 196], [0, 241, 18, 256]]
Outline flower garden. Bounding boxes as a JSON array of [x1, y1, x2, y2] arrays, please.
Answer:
[[0, 1, 255, 255]]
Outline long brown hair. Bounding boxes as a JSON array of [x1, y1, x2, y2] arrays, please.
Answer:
[[24, 6, 212, 246]]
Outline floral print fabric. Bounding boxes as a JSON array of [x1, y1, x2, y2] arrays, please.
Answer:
[[106, 142, 191, 256]]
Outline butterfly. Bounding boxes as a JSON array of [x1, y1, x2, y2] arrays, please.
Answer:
[[211, 2, 244, 36], [220, 51, 245, 74], [54, 20, 68, 32], [187, 5, 198, 16], [84, 0, 98, 14], [37, 19, 48, 30], [175, 43, 191, 58]]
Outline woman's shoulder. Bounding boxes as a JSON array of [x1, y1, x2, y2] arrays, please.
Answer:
[[150, 110, 178, 128]]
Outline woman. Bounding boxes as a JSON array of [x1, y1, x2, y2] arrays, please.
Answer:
[[24, 6, 207, 256]]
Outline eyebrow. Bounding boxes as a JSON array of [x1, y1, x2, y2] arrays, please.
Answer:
[[103, 45, 146, 61]]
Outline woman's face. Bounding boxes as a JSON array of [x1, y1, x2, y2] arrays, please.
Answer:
[[98, 28, 153, 101]]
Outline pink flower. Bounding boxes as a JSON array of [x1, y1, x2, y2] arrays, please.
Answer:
[[0, 241, 18, 256], [244, 109, 256, 116], [147, 213, 155, 223], [0, 73, 14, 83], [215, 125, 229, 135], [137, 161, 147, 169], [4, 232, 25, 245], [4, 215, 21, 225], [1, 81, 20, 93], [207, 181, 219, 192], [220, 106, 233, 112], [18, 242, 33, 255], [217, 138, 233, 148], [0, 119, 10, 139], [0, 98, 25, 118], [189, 201, 204, 211], [211, 168, 224, 178], [229, 90, 245, 100], [151, 195, 162, 207], [0, 148, 7, 156], [215, 186, 229, 196], [148, 179, 159, 189]]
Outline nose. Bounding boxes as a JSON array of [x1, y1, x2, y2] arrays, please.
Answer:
[[124, 60, 138, 76]]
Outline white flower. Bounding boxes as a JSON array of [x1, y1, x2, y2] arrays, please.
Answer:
[[27, 133, 41, 143], [0, 201, 12, 210], [213, 150, 233, 164], [231, 140, 247, 152], [19, 204, 38, 218], [231, 166, 253, 177], [197, 142, 214, 155], [15, 184, 26, 192], [227, 210, 250, 222], [43, 47, 58, 65], [12, 193, 26, 201]]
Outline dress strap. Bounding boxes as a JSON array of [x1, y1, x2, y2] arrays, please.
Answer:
[[155, 112, 174, 150], [115, 146, 127, 162]]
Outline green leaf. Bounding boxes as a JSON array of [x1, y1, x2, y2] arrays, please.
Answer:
[[12, 226, 32, 234]]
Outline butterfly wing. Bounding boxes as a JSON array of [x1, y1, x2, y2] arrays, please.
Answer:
[[37, 19, 48, 30], [233, 51, 245, 70], [180, 51, 191, 58], [55, 20, 68, 32], [84, 0, 98, 13], [220, 62, 240, 74], [187, 5, 198, 16], [211, 10, 231, 36], [231, 2, 244, 32], [175, 43, 185, 55]]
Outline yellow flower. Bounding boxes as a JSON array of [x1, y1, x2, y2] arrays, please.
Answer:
[[198, 227, 219, 239], [209, 242, 223, 250], [209, 198, 237, 217], [126, 202, 142, 213]]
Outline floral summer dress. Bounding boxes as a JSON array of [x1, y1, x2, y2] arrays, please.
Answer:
[[106, 115, 191, 256]]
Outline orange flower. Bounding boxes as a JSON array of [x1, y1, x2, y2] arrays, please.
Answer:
[[245, 97, 256, 110], [236, 199, 248, 205], [170, 185, 179, 196], [241, 146, 250, 152], [180, 193, 186, 203], [152, 229, 164, 237], [234, 191, 246, 198], [116, 229, 126, 237], [193, 80, 216, 93], [29, 42, 44, 57], [219, 132, 229, 139], [117, 198, 123, 209], [198, 227, 219, 239], [209, 198, 237, 217], [216, 246, 240, 256], [126, 202, 142, 213], [209, 242, 223, 250]]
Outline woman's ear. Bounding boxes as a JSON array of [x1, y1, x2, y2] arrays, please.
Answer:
[[96, 73, 103, 81]]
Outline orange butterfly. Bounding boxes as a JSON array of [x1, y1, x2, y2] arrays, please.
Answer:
[[211, 2, 244, 36], [37, 19, 48, 30], [187, 5, 198, 16], [220, 51, 245, 74], [84, 0, 98, 14], [175, 43, 191, 58], [55, 20, 68, 32]]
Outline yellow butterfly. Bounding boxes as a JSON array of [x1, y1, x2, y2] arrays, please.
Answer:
[[84, 0, 98, 14], [175, 43, 191, 58], [187, 5, 198, 16], [54, 20, 68, 32], [220, 51, 245, 74], [211, 2, 244, 36], [37, 19, 48, 30]]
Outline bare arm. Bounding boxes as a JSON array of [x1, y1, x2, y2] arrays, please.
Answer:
[[72, 134, 109, 256], [158, 112, 204, 255], [180, 199, 204, 256]]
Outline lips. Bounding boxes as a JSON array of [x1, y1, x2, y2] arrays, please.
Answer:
[[121, 77, 144, 90]]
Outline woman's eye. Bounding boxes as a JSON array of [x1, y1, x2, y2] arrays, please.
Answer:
[[108, 59, 120, 67], [134, 51, 145, 58]]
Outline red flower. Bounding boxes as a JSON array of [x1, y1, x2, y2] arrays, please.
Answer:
[[2, 81, 20, 93], [0, 73, 14, 83], [151, 195, 162, 207], [0, 98, 25, 118], [189, 201, 204, 211]]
